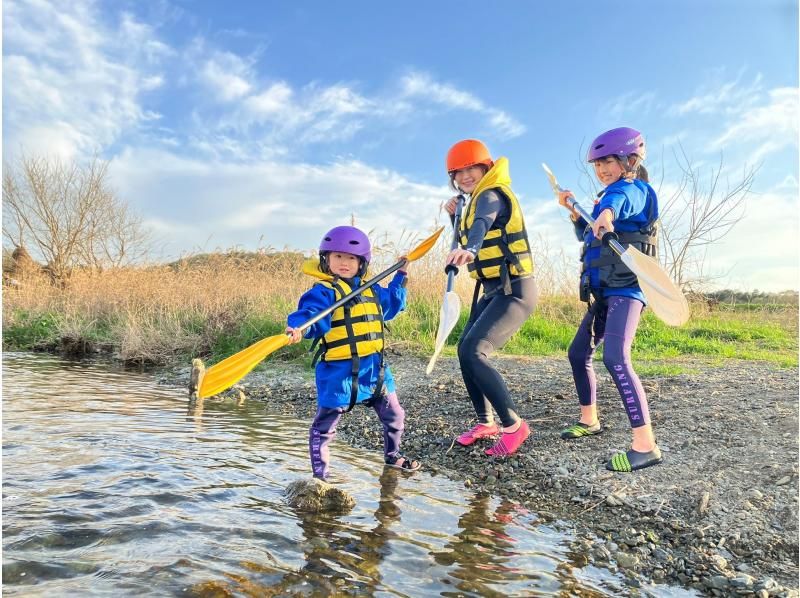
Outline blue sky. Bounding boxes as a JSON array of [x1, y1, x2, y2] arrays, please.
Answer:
[[4, 0, 798, 291]]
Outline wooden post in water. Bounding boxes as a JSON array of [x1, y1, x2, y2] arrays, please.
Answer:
[[189, 358, 206, 401]]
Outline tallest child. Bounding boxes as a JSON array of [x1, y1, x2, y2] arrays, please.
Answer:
[[444, 139, 538, 457], [557, 127, 663, 472]]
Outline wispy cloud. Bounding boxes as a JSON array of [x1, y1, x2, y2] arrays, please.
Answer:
[[4, 0, 525, 163], [108, 147, 448, 256], [710, 87, 799, 162], [3, 0, 169, 158], [663, 73, 798, 162], [600, 90, 660, 120], [200, 51, 254, 101], [669, 72, 763, 116], [399, 72, 526, 139]]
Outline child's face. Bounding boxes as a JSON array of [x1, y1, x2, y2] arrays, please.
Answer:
[[592, 156, 625, 186], [327, 251, 361, 278], [453, 165, 486, 194]]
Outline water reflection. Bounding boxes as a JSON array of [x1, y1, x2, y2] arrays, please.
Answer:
[[287, 467, 405, 594], [3, 353, 695, 597]]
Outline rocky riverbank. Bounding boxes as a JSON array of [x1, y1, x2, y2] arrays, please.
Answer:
[[170, 353, 799, 597]]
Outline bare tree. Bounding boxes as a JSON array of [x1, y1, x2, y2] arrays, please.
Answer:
[[3, 154, 150, 280], [657, 145, 757, 291], [573, 143, 757, 292]]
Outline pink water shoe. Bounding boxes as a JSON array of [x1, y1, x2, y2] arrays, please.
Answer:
[[485, 420, 530, 457], [456, 422, 500, 446]]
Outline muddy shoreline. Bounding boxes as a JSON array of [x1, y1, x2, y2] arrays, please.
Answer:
[[171, 353, 799, 596]]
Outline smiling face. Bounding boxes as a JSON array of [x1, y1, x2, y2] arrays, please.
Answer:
[[592, 156, 626, 186], [452, 164, 487, 194], [327, 251, 361, 278]]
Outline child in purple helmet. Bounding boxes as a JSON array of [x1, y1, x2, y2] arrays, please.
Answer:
[[557, 127, 663, 472], [285, 225, 420, 480]]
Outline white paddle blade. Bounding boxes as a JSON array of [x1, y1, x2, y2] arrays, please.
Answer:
[[426, 291, 462, 375], [620, 248, 690, 326]]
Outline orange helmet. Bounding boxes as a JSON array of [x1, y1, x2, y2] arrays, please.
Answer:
[[446, 139, 493, 173]]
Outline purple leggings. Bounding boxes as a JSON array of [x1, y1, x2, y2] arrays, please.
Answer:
[[309, 392, 405, 480], [567, 296, 651, 428]]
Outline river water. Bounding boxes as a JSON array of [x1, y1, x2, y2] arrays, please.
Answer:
[[3, 353, 690, 596]]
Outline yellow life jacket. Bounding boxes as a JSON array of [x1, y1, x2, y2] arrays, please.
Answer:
[[458, 157, 534, 284], [301, 259, 384, 361]]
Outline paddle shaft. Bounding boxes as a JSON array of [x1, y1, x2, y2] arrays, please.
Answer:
[[444, 195, 465, 291], [297, 259, 408, 333], [564, 197, 628, 257]]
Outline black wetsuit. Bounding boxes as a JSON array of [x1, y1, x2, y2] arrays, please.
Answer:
[[456, 190, 538, 428]]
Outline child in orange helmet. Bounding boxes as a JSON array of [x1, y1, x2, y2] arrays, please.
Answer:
[[443, 139, 538, 457]]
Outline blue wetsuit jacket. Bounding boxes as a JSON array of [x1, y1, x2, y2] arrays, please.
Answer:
[[572, 178, 659, 304], [287, 272, 407, 409]]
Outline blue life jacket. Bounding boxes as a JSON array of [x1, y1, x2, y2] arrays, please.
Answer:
[[575, 178, 659, 304]]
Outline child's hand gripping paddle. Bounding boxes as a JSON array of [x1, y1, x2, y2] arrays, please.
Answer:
[[426, 195, 465, 375], [542, 163, 689, 326], [196, 226, 445, 398]]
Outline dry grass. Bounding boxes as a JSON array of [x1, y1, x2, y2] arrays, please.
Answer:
[[8, 232, 793, 367], [4, 250, 310, 362], [3, 230, 580, 364]]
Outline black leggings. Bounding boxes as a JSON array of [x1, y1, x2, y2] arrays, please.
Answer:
[[457, 276, 538, 428]]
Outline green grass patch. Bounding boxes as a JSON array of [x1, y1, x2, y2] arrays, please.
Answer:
[[634, 361, 698, 377], [5, 297, 797, 371], [3, 310, 62, 349]]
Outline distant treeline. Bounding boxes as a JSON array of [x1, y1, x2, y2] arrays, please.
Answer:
[[705, 289, 798, 305]]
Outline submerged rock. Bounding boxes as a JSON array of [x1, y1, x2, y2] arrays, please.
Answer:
[[285, 478, 356, 513]]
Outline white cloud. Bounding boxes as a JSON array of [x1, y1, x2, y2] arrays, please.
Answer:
[[3, 0, 170, 159], [601, 90, 660, 120], [243, 83, 294, 118], [709, 188, 799, 292], [108, 147, 448, 256], [200, 52, 254, 101], [670, 72, 763, 116], [399, 72, 526, 139], [711, 87, 799, 162], [4, 0, 525, 164], [664, 74, 798, 163]]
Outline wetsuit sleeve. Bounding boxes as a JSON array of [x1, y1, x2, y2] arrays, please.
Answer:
[[463, 189, 507, 254], [376, 272, 407, 321], [286, 284, 335, 339], [597, 188, 646, 222]]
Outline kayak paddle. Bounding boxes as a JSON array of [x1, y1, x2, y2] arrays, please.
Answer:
[[426, 195, 465, 375], [196, 226, 445, 398], [542, 163, 689, 326]]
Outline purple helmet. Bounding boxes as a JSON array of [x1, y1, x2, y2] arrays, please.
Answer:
[[319, 226, 371, 263], [587, 127, 646, 162]]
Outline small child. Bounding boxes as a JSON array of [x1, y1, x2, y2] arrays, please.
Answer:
[[557, 127, 662, 472], [286, 225, 420, 480]]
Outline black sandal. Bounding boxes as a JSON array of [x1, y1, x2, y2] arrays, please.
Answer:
[[385, 454, 421, 471]]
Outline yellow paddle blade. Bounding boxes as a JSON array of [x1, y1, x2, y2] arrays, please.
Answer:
[[407, 227, 445, 261], [621, 247, 690, 326], [197, 334, 291, 398], [196, 227, 443, 398], [426, 290, 461, 375]]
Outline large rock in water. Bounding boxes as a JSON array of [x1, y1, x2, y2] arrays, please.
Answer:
[[285, 478, 356, 513]]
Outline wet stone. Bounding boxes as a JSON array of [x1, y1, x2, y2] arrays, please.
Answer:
[[615, 552, 639, 569], [285, 478, 356, 514]]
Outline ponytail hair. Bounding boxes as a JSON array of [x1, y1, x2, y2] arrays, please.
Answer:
[[615, 155, 650, 183]]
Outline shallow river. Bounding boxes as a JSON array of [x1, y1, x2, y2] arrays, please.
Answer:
[[3, 353, 692, 596]]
